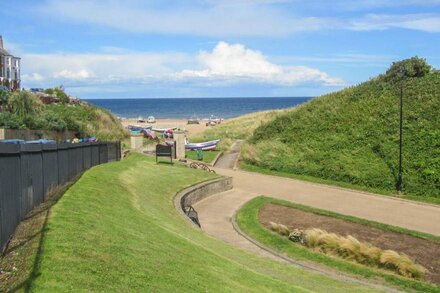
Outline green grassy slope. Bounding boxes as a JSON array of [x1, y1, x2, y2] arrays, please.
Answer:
[[244, 73, 440, 199], [190, 109, 287, 151], [27, 154, 375, 292]]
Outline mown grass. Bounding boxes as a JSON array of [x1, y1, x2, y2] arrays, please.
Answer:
[[236, 196, 440, 292], [8, 153, 378, 292], [186, 150, 221, 164], [190, 109, 288, 151], [244, 73, 440, 200]]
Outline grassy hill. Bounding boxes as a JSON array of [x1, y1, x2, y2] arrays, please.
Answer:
[[190, 109, 288, 151], [243, 59, 439, 200], [1, 154, 377, 292]]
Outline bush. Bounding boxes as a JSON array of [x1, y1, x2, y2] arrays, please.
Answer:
[[383, 56, 432, 82], [270, 224, 426, 279], [8, 91, 42, 119], [0, 112, 24, 129], [0, 89, 10, 107], [42, 112, 68, 131]]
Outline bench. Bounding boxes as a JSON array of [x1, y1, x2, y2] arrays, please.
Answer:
[[156, 143, 174, 163]]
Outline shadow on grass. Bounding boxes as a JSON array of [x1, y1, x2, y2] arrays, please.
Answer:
[[1, 178, 80, 292]]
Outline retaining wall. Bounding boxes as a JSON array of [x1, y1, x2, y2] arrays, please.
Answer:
[[175, 176, 233, 226]]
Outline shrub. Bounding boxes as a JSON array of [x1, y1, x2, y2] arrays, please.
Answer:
[[384, 57, 432, 81], [269, 222, 290, 236], [8, 91, 42, 119], [0, 112, 24, 129], [269, 224, 426, 279], [0, 89, 10, 107]]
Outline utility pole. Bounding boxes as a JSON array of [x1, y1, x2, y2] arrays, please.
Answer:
[[396, 67, 404, 193]]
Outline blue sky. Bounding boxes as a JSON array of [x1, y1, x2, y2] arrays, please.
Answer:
[[1, 0, 439, 99]]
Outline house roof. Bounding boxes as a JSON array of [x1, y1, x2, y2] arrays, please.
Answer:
[[0, 47, 12, 56], [0, 36, 13, 56]]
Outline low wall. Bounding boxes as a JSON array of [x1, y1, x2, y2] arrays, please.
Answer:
[[0, 128, 77, 143], [175, 177, 233, 226]]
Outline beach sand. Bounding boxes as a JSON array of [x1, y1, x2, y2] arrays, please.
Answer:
[[121, 118, 212, 136]]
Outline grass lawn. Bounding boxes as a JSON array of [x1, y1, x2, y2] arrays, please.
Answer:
[[186, 149, 220, 164], [2, 153, 379, 292], [236, 196, 440, 293]]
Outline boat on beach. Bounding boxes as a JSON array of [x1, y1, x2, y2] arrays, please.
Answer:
[[185, 139, 220, 151], [187, 115, 200, 124], [151, 127, 178, 132]]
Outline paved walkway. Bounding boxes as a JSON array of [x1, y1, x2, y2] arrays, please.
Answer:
[[197, 168, 440, 236], [213, 141, 243, 169], [194, 168, 440, 290]]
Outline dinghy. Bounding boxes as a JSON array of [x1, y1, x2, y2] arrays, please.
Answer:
[[185, 139, 220, 151]]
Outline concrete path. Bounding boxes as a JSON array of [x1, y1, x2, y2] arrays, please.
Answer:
[[214, 141, 243, 169], [194, 168, 440, 290], [198, 168, 440, 236]]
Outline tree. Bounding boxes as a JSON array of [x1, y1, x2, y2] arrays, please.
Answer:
[[384, 57, 432, 82], [8, 91, 42, 119]]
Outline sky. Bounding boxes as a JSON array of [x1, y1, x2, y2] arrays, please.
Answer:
[[1, 0, 439, 99]]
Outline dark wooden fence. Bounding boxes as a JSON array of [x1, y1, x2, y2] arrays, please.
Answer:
[[0, 141, 121, 250]]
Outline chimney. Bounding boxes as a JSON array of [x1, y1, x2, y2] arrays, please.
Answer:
[[0, 35, 3, 48]]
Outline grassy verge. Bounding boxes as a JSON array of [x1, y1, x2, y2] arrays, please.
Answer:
[[186, 150, 221, 164], [240, 162, 440, 206], [1, 154, 379, 292], [236, 196, 440, 293]]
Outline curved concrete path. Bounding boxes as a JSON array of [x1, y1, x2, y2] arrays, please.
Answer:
[[194, 168, 440, 290], [197, 168, 440, 236]]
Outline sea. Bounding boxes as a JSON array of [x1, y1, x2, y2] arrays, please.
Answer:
[[86, 97, 312, 119]]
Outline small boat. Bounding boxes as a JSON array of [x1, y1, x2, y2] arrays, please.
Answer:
[[205, 115, 222, 126], [185, 139, 220, 151], [127, 125, 152, 131], [137, 116, 145, 123], [187, 116, 200, 124], [147, 116, 156, 123], [152, 127, 178, 132]]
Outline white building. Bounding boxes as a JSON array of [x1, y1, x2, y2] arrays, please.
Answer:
[[0, 36, 21, 91]]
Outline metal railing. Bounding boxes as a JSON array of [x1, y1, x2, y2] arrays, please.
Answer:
[[0, 141, 121, 250]]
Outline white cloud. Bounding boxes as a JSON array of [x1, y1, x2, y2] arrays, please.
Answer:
[[350, 13, 440, 32], [53, 69, 94, 79], [22, 73, 45, 82], [39, 0, 440, 37], [20, 42, 343, 92], [177, 42, 343, 86], [42, 0, 336, 37]]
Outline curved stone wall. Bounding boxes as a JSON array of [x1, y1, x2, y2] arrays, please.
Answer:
[[174, 176, 233, 226]]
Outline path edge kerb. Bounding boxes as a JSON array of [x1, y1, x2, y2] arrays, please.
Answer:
[[174, 176, 233, 227]]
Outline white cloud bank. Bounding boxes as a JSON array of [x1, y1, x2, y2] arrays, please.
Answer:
[[41, 0, 440, 36], [21, 42, 342, 89], [178, 42, 343, 86]]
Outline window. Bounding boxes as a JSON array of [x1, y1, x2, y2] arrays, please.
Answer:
[[6, 68, 10, 79]]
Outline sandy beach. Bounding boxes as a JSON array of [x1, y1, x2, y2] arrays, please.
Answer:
[[121, 118, 214, 136]]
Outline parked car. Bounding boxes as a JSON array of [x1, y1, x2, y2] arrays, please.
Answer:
[[147, 116, 156, 123]]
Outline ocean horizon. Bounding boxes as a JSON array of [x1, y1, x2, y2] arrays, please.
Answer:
[[86, 97, 313, 119]]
